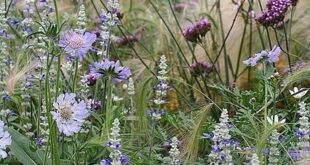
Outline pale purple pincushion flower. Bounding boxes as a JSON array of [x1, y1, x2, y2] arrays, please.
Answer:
[[59, 30, 96, 60], [243, 46, 281, 67], [51, 93, 89, 136], [89, 59, 131, 83]]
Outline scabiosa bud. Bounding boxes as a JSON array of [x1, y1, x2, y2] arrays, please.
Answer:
[[81, 73, 97, 86], [182, 18, 211, 42], [173, 3, 185, 12], [255, 0, 291, 27], [190, 61, 213, 76], [114, 35, 138, 47]]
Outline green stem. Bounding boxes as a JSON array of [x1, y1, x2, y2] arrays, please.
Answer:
[[72, 58, 79, 92], [53, 0, 60, 29], [102, 76, 113, 139]]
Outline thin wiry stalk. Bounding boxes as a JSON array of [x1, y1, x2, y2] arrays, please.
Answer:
[[149, 1, 208, 100], [217, 0, 230, 85], [209, 0, 245, 77]]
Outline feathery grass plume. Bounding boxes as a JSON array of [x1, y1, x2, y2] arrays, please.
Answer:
[[181, 105, 212, 163]]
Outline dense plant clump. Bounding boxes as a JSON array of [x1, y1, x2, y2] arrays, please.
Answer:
[[0, 0, 309, 164]]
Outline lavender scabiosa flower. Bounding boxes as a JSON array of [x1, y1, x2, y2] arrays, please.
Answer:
[[58, 30, 96, 60], [182, 18, 211, 42], [89, 59, 131, 83], [0, 120, 11, 159], [207, 109, 234, 164], [51, 93, 89, 136], [169, 137, 182, 165], [243, 46, 281, 67], [256, 0, 291, 27]]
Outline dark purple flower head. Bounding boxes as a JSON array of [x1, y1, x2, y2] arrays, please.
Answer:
[[119, 154, 129, 164], [59, 30, 97, 60], [1, 93, 9, 101], [100, 159, 111, 165], [34, 136, 44, 147], [230, 138, 239, 146], [211, 145, 221, 153], [89, 59, 131, 83], [173, 3, 186, 12], [114, 35, 138, 47], [291, 0, 298, 6], [190, 61, 213, 76], [91, 100, 101, 110], [288, 148, 300, 160], [81, 73, 97, 86], [294, 129, 305, 138], [7, 17, 20, 28], [256, 0, 291, 27], [202, 132, 214, 139], [263, 147, 270, 156], [182, 19, 211, 42]]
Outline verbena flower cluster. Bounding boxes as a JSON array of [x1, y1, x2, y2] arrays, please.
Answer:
[[256, 0, 293, 27], [182, 18, 211, 42]]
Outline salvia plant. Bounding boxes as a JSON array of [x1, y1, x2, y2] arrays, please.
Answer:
[[0, 0, 309, 164]]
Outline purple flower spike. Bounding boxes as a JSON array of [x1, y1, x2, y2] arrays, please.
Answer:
[[288, 148, 300, 160], [59, 30, 97, 60]]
